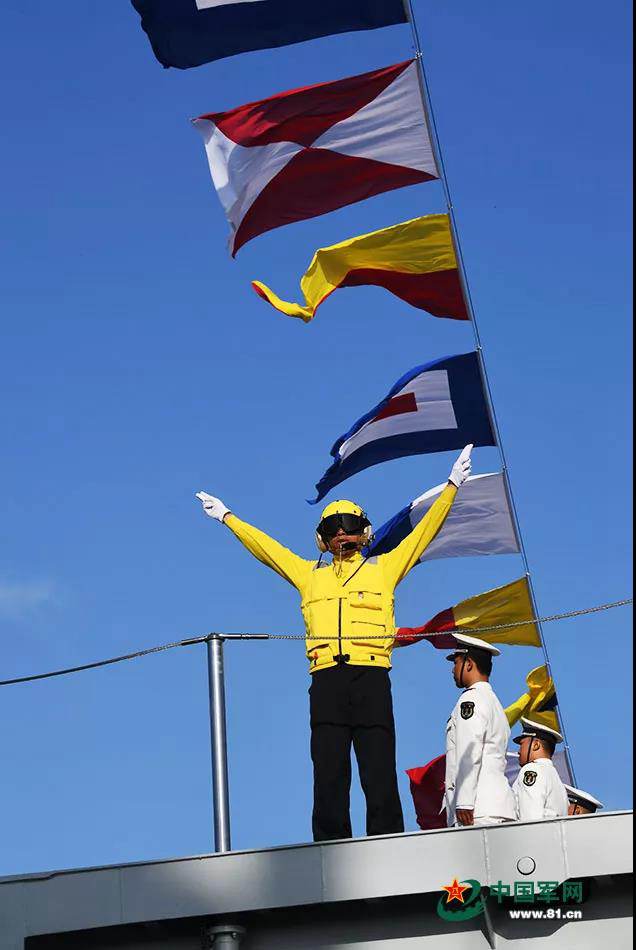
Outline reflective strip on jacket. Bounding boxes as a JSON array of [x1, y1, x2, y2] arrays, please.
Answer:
[[224, 483, 457, 673]]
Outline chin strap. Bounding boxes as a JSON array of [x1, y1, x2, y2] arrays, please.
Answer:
[[459, 653, 469, 689]]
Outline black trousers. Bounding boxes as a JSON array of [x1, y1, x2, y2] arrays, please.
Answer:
[[309, 664, 404, 842]]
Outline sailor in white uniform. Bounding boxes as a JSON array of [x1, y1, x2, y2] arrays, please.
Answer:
[[564, 784, 604, 816], [444, 634, 516, 828], [512, 718, 569, 821]]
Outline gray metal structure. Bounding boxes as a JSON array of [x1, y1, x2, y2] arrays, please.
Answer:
[[1, 811, 632, 949]]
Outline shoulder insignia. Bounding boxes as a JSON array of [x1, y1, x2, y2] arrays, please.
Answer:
[[523, 770, 538, 787], [460, 701, 475, 720]]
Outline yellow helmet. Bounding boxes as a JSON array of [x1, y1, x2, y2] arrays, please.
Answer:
[[316, 499, 372, 552], [319, 499, 366, 520]]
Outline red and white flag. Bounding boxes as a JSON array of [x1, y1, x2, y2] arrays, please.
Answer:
[[193, 60, 438, 255]]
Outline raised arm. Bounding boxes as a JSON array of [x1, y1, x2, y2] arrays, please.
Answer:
[[196, 492, 312, 591], [381, 445, 473, 588]]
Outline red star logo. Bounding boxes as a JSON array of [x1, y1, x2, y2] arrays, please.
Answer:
[[441, 878, 471, 904]]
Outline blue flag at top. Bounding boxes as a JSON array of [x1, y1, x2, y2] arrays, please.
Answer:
[[131, 0, 409, 69], [311, 353, 496, 503]]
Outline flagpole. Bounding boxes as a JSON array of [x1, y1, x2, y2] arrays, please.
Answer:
[[403, 0, 577, 784]]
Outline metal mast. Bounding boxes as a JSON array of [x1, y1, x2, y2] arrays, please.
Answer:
[[403, 0, 577, 782]]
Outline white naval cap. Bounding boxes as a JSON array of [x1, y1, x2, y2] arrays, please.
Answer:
[[445, 633, 501, 661], [564, 784, 604, 812], [512, 717, 564, 745]]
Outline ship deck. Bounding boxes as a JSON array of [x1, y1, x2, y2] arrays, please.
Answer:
[[0, 810, 632, 949]]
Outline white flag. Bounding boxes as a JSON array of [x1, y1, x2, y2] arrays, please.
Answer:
[[369, 473, 520, 562]]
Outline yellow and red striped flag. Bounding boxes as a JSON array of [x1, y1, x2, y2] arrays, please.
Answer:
[[252, 215, 469, 323], [395, 577, 541, 649]]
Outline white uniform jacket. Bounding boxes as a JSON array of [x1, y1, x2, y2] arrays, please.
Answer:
[[445, 681, 516, 825], [513, 758, 569, 821]]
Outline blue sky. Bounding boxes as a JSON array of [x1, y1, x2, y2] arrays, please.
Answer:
[[0, 0, 632, 875]]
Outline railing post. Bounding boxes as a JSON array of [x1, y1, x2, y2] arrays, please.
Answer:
[[206, 635, 231, 853]]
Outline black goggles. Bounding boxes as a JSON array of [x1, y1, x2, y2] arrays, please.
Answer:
[[318, 513, 370, 540]]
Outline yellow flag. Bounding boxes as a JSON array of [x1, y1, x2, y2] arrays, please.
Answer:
[[252, 215, 469, 323], [505, 665, 560, 730], [452, 577, 541, 648]]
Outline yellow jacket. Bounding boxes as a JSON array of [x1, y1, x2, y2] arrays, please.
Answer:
[[225, 483, 457, 673]]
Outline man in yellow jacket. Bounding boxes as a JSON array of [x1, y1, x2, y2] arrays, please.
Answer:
[[196, 445, 472, 842]]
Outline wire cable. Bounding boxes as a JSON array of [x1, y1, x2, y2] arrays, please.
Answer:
[[0, 597, 630, 688]]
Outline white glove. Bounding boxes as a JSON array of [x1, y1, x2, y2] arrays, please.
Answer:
[[195, 491, 231, 523], [448, 444, 473, 488]]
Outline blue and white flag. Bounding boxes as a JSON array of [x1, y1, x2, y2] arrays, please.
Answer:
[[311, 353, 495, 503], [131, 0, 408, 69], [367, 473, 520, 562]]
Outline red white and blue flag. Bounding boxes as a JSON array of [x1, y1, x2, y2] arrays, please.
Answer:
[[193, 60, 438, 255], [367, 473, 520, 563], [311, 353, 496, 503], [132, 0, 409, 69]]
